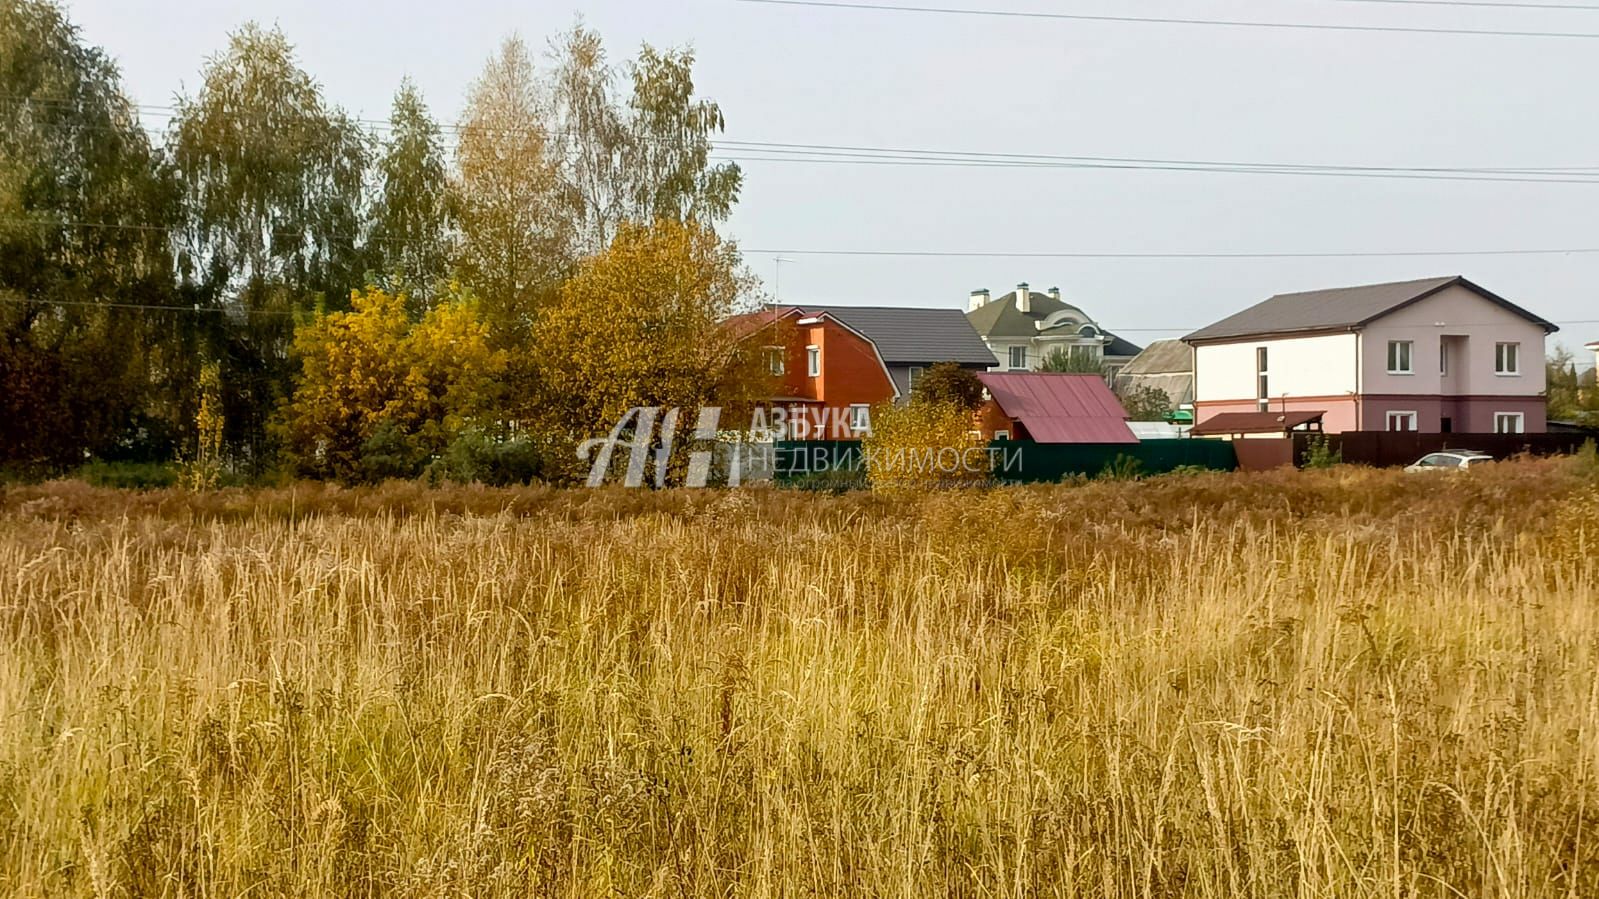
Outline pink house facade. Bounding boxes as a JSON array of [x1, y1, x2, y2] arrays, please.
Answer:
[[1185, 277, 1557, 435]]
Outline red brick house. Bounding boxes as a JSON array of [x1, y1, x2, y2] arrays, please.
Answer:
[[727, 307, 896, 439]]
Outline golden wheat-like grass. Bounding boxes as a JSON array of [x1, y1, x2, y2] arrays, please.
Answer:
[[1, 462, 1597, 897]]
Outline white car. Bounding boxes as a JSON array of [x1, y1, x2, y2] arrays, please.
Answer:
[[1404, 451, 1494, 472]]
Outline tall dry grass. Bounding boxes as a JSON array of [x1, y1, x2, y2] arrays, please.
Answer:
[[1, 461, 1597, 897]]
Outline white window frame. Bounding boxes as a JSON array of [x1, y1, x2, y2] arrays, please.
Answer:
[[993, 429, 1011, 441], [1439, 340, 1448, 375], [806, 345, 821, 378], [1008, 346, 1028, 370], [1494, 412, 1525, 434], [1386, 340, 1414, 375], [765, 345, 785, 376], [1495, 342, 1520, 376], [1386, 411, 1418, 432], [848, 404, 871, 434], [1256, 346, 1270, 413], [908, 365, 924, 390]]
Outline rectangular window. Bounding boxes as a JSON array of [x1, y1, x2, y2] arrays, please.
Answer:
[[1495, 342, 1520, 375], [908, 365, 924, 390], [848, 404, 871, 434], [1256, 346, 1269, 413], [993, 429, 1011, 441], [1386, 340, 1413, 374], [1494, 412, 1524, 434], [1386, 411, 1417, 432], [765, 346, 784, 376], [1008, 346, 1027, 370], [806, 345, 820, 377], [1439, 340, 1448, 375]]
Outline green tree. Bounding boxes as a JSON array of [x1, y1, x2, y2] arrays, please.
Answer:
[[1037, 345, 1105, 374], [1116, 383, 1173, 422], [0, 0, 177, 468], [371, 80, 451, 309], [623, 44, 742, 228], [1548, 344, 1581, 421], [168, 22, 372, 467], [912, 362, 985, 411]]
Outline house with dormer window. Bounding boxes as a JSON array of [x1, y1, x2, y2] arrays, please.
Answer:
[[965, 283, 1142, 379]]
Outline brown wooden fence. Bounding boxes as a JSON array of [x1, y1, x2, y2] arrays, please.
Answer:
[[1292, 431, 1595, 468]]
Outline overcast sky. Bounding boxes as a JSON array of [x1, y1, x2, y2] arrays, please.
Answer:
[[65, 0, 1599, 356]]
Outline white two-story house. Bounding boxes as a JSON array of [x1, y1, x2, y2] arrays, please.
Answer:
[[966, 283, 1142, 379], [1183, 276, 1557, 434]]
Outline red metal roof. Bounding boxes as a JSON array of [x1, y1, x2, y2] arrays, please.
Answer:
[[977, 372, 1137, 444], [1190, 410, 1325, 436]]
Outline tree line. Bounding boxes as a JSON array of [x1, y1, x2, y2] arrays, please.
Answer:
[[0, 0, 762, 484]]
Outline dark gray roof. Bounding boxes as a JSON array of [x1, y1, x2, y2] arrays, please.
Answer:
[[785, 304, 999, 366], [1184, 276, 1558, 344], [967, 290, 1142, 358], [1104, 333, 1143, 358]]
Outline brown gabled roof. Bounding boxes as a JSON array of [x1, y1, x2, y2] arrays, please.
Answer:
[[1191, 410, 1325, 436], [723, 306, 800, 341], [1183, 276, 1558, 345]]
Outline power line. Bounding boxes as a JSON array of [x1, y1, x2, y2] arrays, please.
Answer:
[[0, 296, 297, 316], [734, 0, 1599, 38], [1328, 0, 1599, 11], [17, 94, 1599, 186], [14, 216, 1599, 266], [13, 101, 1599, 186]]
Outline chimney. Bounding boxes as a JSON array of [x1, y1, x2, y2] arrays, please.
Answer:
[[1048, 286, 1061, 303], [1016, 282, 1031, 314], [968, 288, 990, 312]]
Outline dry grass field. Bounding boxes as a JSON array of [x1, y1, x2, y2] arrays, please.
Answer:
[[2, 460, 1597, 898]]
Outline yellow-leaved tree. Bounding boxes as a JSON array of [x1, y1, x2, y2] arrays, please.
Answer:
[[280, 285, 505, 481], [530, 219, 769, 481], [861, 400, 989, 492]]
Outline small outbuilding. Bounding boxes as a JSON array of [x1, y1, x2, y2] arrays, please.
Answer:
[[975, 372, 1137, 444]]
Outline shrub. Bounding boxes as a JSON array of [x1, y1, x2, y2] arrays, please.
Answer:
[[911, 362, 985, 411], [359, 419, 429, 482], [1303, 435, 1342, 469], [1097, 453, 1145, 481], [73, 460, 179, 490], [861, 401, 988, 491], [1575, 438, 1599, 482], [427, 428, 543, 486]]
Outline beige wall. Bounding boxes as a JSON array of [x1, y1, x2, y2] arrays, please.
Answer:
[[1359, 284, 1547, 397], [1193, 333, 1357, 403]]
